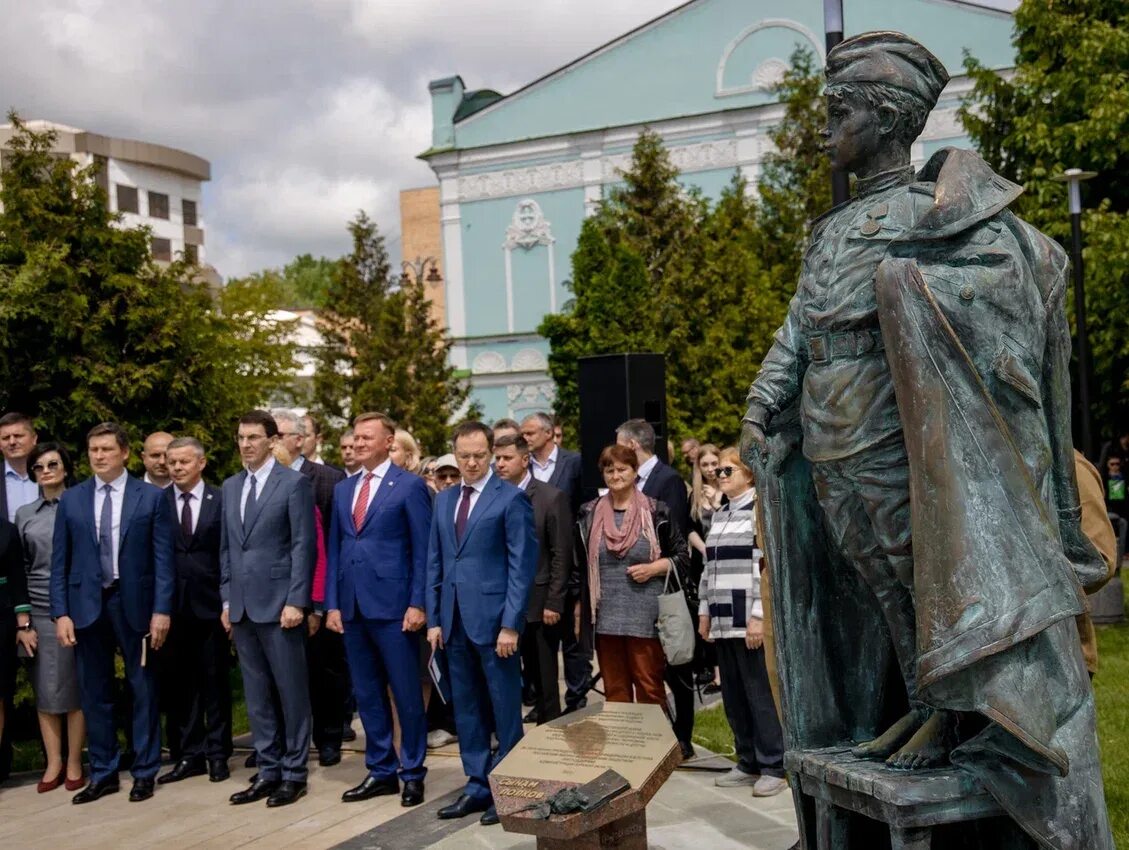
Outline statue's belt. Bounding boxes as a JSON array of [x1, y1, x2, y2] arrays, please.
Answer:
[[806, 330, 885, 364]]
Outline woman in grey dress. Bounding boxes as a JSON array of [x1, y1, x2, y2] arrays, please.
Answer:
[[15, 442, 85, 792], [574, 443, 690, 706]]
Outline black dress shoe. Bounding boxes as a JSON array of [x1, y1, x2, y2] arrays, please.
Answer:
[[230, 777, 280, 805], [341, 726, 357, 743], [129, 778, 155, 802], [437, 793, 491, 819], [522, 708, 540, 724], [208, 759, 230, 782], [341, 775, 398, 802], [480, 805, 500, 826], [318, 746, 342, 767], [401, 779, 425, 807], [244, 752, 257, 768], [680, 741, 696, 760], [266, 780, 307, 807], [157, 757, 206, 784], [72, 776, 120, 804]]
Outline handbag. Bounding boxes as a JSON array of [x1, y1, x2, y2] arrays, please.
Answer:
[[656, 561, 696, 666]]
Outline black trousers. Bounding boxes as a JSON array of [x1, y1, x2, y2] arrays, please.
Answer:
[[523, 621, 561, 723], [307, 625, 348, 752], [715, 638, 784, 777], [665, 661, 696, 746], [561, 589, 592, 709], [163, 615, 233, 761]]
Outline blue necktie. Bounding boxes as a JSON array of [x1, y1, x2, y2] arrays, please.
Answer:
[[244, 473, 257, 529], [99, 483, 114, 587], [455, 485, 474, 542]]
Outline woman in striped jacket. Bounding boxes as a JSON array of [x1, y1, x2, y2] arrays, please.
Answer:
[[697, 447, 786, 796]]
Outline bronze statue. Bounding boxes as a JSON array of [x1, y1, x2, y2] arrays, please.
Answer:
[[742, 31, 1113, 849]]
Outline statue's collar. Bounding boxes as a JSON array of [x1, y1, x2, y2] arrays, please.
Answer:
[[855, 165, 916, 198]]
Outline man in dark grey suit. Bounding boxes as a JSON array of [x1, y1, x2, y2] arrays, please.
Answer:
[[521, 412, 588, 712], [221, 410, 316, 808], [493, 434, 571, 724]]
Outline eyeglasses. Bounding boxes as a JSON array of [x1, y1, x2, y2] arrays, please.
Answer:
[[31, 460, 61, 472], [455, 452, 490, 463], [716, 467, 737, 478], [436, 470, 460, 480]]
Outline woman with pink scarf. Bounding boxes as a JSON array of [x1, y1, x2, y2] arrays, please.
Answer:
[[573, 444, 690, 706]]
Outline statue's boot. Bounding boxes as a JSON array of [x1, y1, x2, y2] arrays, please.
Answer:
[[887, 709, 956, 769], [851, 709, 924, 760]]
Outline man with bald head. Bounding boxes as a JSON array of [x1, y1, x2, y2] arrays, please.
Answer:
[[141, 432, 174, 489]]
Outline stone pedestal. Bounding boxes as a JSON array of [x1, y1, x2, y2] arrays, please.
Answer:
[[490, 703, 679, 848]]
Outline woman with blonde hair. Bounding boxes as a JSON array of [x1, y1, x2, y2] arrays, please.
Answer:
[[697, 447, 785, 796], [389, 429, 421, 473]]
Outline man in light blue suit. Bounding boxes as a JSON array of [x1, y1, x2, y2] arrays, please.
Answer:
[[220, 410, 316, 808], [326, 411, 431, 808], [427, 421, 538, 827], [50, 422, 175, 804]]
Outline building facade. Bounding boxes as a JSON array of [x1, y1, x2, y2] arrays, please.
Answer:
[[0, 120, 214, 278], [420, 0, 1016, 422]]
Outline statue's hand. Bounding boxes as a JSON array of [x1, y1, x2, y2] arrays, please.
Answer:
[[740, 420, 768, 466]]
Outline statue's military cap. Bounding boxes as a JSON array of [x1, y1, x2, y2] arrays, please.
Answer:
[[826, 31, 949, 108]]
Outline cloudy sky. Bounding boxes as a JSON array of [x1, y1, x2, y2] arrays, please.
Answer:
[[1, 0, 1017, 278]]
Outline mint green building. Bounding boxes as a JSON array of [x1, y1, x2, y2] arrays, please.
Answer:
[[420, 0, 1017, 422]]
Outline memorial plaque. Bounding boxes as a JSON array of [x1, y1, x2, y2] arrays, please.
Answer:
[[490, 702, 680, 849]]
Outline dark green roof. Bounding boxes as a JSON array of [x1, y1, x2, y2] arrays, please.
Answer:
[[453, 89, 504, 123]]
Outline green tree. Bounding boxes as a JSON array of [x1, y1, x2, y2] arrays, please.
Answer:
[[961, 0, 1129, 433], [0, 114, 296, 476], [312, 211, 474, 454]]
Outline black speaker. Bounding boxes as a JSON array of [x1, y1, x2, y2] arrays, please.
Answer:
[[577, 353, 668, 496]]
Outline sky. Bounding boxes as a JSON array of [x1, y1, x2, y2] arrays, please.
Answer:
[[0, 0, 1018, 279]]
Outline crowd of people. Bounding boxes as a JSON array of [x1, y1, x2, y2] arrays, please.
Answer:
[[0, 407, 786, 824]]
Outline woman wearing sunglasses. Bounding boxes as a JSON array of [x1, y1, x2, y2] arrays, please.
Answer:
[[697, 447, 785, 796], [13, 441, 86, 792]]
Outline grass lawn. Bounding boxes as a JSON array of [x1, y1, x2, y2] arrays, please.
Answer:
[[692, 623, 1129, 846]]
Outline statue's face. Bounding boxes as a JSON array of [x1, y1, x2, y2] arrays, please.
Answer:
[[823, 87, 884, 174]]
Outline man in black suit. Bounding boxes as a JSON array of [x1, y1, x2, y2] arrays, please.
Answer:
[[616, 418, 696, 759], [157, 437, 232, 785], [521, 412, 589, 713], [493, 434, 572, 724], [273, 409, 349, 766]]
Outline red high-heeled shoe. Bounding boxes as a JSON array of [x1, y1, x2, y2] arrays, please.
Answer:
[[64, 773, 86, 792], [37, 769, 65, 793]]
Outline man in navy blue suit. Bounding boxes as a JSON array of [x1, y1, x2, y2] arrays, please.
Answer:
[[50, 422, 175, 804], [427, 421, 537, 827], [325, 411, 431, 808]]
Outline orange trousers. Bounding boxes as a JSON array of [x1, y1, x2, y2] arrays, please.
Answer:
[[595, 633, 667, 706]]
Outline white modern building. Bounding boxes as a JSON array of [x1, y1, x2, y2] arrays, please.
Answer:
[[0, 120, 214, 276]]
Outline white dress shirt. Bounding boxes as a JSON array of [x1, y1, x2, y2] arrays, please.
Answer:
[[143, 473, 172, 489], [530, 445, 558, 483], [351, 458, 392, 513], [455, 469, 493, 524], [5, 460, 39, 522], [289, 456, 305, 472], [635, 455, 659, 491], [173, 478, 207, 534], [241, 455, 276, 521], [94, 470, 129, 580]]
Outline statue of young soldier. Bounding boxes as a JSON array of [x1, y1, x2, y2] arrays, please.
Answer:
[[742, 31, 1113, 849]]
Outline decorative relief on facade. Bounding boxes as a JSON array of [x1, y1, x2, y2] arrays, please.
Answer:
[[503, 199, 555, 250], [715, 19, 825, 98], [506, 381, 556, 413], [751, 58, 789, 91], [472, 351, 507, 374], [459, 161, 584, 203], [511, 348, 549, 372], [602, 139, 738, 181]]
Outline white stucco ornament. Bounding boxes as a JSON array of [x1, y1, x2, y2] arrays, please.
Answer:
[[751, 57, 789, 91], [503, 199, 555, 250], [472, 351, 507, 374], [512, 348, 549, 372]]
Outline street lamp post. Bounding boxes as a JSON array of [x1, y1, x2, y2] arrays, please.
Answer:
[[400, 256, 442, 287], [1051, 167, 1098, 459], [823, 0, 850, 206]]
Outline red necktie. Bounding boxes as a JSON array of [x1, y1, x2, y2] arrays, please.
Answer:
[[455, 485, 474, 542], [353, 472, 374, 531]]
